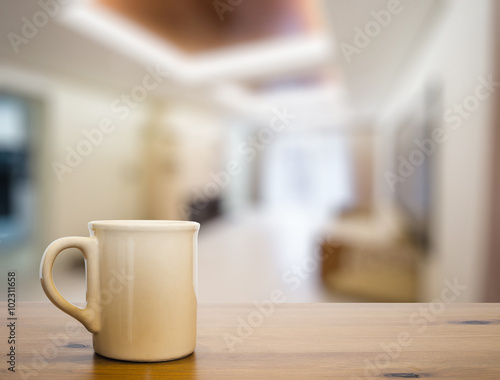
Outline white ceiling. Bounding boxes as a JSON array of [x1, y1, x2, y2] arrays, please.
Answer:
[[0, 1, 167, 89], [323, 0, 448, 109], [0, 1, 333, 87], [0, 0, 447, 110]]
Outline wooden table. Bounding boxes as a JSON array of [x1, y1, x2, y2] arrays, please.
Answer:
[[2, 303, 499, 379]]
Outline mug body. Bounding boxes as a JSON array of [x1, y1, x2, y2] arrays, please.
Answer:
[[90, 220, 199, 362]]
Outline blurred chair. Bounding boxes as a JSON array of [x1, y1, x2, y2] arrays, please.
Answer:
[[320, 204, 421, 301], [319, 125, 421, 301]]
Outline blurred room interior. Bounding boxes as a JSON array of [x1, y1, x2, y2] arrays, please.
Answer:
[[0, 0, 499, 303]]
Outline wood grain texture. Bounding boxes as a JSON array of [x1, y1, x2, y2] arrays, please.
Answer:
[[1, 303, 499, 379]]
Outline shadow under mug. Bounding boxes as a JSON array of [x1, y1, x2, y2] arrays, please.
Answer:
[[40, 220, 200, 362]]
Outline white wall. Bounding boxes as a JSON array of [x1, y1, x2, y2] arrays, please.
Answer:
[[378, 0, 494, 301], [0, 61, 230, 245], [0, 63, 152, 252]]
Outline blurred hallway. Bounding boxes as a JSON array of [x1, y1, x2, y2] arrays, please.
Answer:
[[198, 207, 352, 303], [9, 206, 356, 303], [1, 0, 499, 303]]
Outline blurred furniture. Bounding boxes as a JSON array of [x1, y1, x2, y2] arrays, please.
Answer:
[[13, 303, 500, 379], [188, 196, 221, 224], [144, 103, 225, 221], [320, 204, 421, 301]]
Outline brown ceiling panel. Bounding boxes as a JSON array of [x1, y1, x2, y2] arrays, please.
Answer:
[[96, 0, 324, 54]]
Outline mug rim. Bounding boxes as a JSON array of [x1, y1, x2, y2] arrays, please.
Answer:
[[89, 220, 200, 231]]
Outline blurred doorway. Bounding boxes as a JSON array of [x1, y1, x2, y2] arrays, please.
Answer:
[[0, 95, 35, 249]]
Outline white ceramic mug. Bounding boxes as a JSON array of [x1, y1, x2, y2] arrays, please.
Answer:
[[40, 220, 200, 362]]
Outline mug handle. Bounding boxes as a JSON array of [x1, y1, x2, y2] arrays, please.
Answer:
[[40, 237, 100, 333]]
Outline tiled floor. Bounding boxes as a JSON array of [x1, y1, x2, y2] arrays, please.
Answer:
[[197, 207, 356, 303]]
